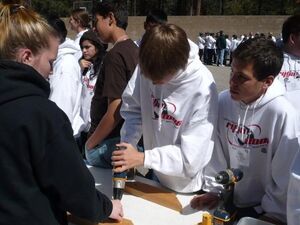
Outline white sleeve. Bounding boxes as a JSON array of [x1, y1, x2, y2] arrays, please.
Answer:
[[144, 84, 218, 179], [120, 67, 143, 147], [287, 150, 300, 225], [261, 113, 300, 221]]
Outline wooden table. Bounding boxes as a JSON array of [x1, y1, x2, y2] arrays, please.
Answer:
[[86, 166, 203, 225]]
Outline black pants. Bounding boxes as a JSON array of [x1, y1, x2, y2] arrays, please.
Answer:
[[235, 206, 263, 220], [75, 131, 88, 158]]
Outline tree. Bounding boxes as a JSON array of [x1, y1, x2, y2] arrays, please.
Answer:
[[31, 0, 72, 17], [195, 0, 201, 15], [23, 0, 298, 16]]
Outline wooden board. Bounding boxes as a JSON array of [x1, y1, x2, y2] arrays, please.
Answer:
[[125, 181, 182, 212], [67, 213, 134, 225]]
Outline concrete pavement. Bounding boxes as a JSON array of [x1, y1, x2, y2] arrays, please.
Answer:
[[206, 65, 231, 93]]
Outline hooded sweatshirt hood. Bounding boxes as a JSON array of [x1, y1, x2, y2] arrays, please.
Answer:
[[164, 39, 204, 86], [55, 38, 80, 63], [121, 40, 218, 193], [0, 60, 49, 106]]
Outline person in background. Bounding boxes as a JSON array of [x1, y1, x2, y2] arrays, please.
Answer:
[[268, 32, 276, 43], [197, 32, 205, 62], [135, 8, 168, 47], [47, 15, 84, 139], [287, 148, 300, 225], [276, 15, 300, 115], [85, 0, 139, 168], [190, 38, 299, 224], [78, 30, 107, 154], [216, 30, 226, 66], [0, 2, 123, 224], [283, 15, 300, 225], [275, 33, 283, 48], [69, 8, 90, 59], [112, 23, 218, 193], [205, 32, 216, 65], [230, 34, 239, 64], [223, 34, 231, 66]]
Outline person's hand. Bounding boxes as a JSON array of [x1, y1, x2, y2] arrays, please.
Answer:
[[111, 143, 144, 172], [190, 193, 220, 210], [109, 200, 123, 222], [79, 59, 91, 71]]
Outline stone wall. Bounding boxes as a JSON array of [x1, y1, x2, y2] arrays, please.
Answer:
[[127, 15, 289, 43], [65, 15, 290, 43]]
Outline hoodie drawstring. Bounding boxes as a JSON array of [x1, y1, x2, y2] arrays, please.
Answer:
[[158, 89, 163, 132], [236, 93, 265, 147], [241, 104, 250, 142]]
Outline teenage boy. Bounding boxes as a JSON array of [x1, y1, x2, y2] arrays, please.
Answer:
[[190, 38, 299, 224], [69, 8, 90, 59], [85, 1, 138, 167], [47, 16, 83, 138], [112, 24, 218, 193], [135, 9, 168, 47], [69, 8, 90, 47], [276, 15, 300, 113]]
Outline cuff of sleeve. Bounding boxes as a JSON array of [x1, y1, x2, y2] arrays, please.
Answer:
[[143, 150, 152, 169]]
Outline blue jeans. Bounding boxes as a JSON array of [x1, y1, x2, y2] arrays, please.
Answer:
[[217, 49, 225, 65], [85, 137, 120, 168]]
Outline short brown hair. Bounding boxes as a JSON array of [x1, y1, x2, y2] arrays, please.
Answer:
[[282, 15, 300, 44], [93, 0, 128, 30], [139, 23, 190, 82], [71, 8, 90, 29], [232, 37, 283, 80]]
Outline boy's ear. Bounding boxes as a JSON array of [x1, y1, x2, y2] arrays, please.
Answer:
[[108, 12, 115, 26], [290, 33, 298, 46], [263, 75, 274, 90]]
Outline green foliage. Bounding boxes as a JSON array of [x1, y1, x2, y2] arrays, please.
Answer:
[[27, 0, 298, 16], [31, 0, 73, 17]]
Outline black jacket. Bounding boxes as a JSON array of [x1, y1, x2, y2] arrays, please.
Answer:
[[0, 61, 112, 225], [216, 35, 226, 50]]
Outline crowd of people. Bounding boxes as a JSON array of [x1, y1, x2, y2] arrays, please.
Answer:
[[197, 30, 283, 67], [0, 0, 299, 225]]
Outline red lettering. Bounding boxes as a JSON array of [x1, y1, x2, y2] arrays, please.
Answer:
[[245, 138, 269, 145], [280, 71, 299, 78]]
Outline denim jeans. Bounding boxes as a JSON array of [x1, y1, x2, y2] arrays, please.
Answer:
[[217, 49, 225, 65], [85, 137, 120, 168]]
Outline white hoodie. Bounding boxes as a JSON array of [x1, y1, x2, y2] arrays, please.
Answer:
[[287, 149, 300, 225], [74, 29, 88, 60], [120, 40, 218, 193], [276, 52, 300, 112], [80, 64, 98, 132], [49, 38, 84, 137], [203, 79, 299, 222]]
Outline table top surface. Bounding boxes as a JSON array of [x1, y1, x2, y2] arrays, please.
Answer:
[[88, 166, 204, 225]]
